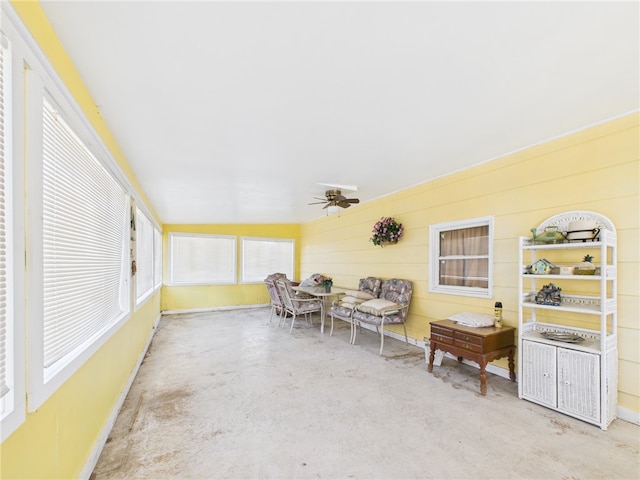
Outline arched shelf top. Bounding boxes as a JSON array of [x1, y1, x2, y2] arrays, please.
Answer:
[[536, 210, 616, 235]]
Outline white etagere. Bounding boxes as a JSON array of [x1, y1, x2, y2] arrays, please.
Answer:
[[517, 211, 617, 429]]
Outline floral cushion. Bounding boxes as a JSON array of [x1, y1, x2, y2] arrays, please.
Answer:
[[352, 278, 413, 326], [330, 304, 356, 319], [358, 277, 382, 298]]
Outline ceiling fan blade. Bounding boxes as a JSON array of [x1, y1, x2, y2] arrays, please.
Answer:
[[345, 198, 360, 204], [308, 200, 328, 205], [337, 201, 352, 208]]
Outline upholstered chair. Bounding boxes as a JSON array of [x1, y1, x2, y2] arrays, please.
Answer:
[[329, 277, 383, 343], [277, 279, 323, 333], [351, 278, 413, 355]]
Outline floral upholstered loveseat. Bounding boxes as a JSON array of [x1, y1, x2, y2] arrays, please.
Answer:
[[329, 277, 413, 355]]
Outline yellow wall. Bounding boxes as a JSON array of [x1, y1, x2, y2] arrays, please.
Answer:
[[1, 296, 161, 479], [2, 1, 638, 478], [161, 224, 300, 311], [300, 113, 640, 416]]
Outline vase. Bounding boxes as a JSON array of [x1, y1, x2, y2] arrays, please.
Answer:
[[324, 284, 332, 293]]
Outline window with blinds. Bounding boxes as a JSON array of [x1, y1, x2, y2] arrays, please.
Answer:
[[42, 97, 129, 379], [135, 207, 154, 303], [0, 35, 13, 419], [169, 233, 236, 285], [241, 237, 294, 283]]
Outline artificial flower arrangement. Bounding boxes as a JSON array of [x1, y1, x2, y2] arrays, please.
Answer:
[[321, 276, 333, 292], [370, 217, 404, 246]]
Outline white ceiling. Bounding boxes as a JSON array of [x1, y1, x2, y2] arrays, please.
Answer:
[[39, 1, 639, 224]]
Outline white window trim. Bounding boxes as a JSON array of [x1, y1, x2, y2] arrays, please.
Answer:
[[135, 206, 161, 308], [240, 236, 295, 284], [0, 24, 26, 442], [168, 232, 237, 286], [429, 216, 494, 298], [26, 72, 132, 411], [153, 227, 162, 289], [1, 0, 162, 424]]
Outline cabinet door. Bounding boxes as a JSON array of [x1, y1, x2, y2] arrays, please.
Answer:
[[521, 340, 556, 408], [557, 348, 600, 423]]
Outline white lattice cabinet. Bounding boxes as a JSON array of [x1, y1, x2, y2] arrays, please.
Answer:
[[518, 211, 617, 429]]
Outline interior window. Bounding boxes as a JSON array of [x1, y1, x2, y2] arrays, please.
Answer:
[[169, 233, 236, 285], [429, 217, 493, 297], [240, 237, 294, 283]]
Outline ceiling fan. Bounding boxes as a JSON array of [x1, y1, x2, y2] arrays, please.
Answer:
[[309, 189, 360, 209]]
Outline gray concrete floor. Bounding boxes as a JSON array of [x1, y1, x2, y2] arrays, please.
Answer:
[[92, 308, 640, 479]]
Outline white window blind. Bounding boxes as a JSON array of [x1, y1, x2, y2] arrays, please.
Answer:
[[42, 97, 129, 376], [153, 227, 162, 288], [135, 207, 154, 303], [0, 36, 11, 406], [169, 233, 236, 285], [241, 237, 294, 283]]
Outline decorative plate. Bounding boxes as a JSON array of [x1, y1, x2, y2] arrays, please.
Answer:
[[540, 331, 584, 343]]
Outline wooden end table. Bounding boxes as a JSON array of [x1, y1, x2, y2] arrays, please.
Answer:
[[427, 319, 516, 396]]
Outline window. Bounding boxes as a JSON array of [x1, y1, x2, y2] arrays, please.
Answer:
[[241, 237, 294, 283], [135, 207, 154, 304], [27, 95, 130, 409], [169, 233, 236, 285], [0, 32, 22, 440], [153, 227, 162, 289], [429, 216, 493, 298]]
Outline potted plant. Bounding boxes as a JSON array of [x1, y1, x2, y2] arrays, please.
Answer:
[[321, 276, 333, 292], [370, 217, 404, 247]]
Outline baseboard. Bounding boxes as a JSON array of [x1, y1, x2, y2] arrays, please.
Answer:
[[79, 313, 162, 480], [617, 406, 640, 426], [416, 332, 638, 427], [355, 323, 515, 380], [162, 303, 269, 315]]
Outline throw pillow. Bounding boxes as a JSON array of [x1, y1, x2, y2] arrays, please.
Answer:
[[344, 289, 375, 300], [341, 296, 366, 305], [448, 312, 495, 328], [357, 298, 401, 316]]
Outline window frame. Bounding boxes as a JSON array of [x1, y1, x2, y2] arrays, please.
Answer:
[[240, 236, 295, 284], [429, 216, 494, 298], [26, 82, 132, 411], [168, 232, 237, 286], [0, 26, 26, 442], [153, 226, 162, 289], [1, 1, 160, 428], [135, 206, 156, 307]]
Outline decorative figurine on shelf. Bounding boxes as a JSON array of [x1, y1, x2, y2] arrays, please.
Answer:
[[530, 226, 566, 244], [535, 283, 562, 306], [575, 254, 596, 275], [527, 258, 557, 275]]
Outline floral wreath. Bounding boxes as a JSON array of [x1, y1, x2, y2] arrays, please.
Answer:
[[370, 217, 404, 246]]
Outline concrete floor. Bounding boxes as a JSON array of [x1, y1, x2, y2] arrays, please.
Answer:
[[92, 308, 640, 479]]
